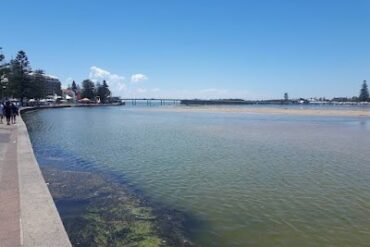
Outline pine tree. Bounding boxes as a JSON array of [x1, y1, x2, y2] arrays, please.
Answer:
[[9, 50, 31, 104], [0, 47, 10, 99], [72, 80, 77, 94], [359, 80, 369, 102], [96, 80, 111, 103], [0, 47, 4, 66], [102, 80, 111, 102]]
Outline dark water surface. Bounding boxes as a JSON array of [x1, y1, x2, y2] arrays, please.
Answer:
[[23, 106, 370, 247]]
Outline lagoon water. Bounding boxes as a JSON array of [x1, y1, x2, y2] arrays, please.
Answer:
[[24, 106, 370, 247]]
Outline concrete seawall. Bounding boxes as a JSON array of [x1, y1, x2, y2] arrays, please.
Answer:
[[0, 108, 71, 247]]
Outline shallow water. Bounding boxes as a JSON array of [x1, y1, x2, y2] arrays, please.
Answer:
[[23, 106, 370, 247]]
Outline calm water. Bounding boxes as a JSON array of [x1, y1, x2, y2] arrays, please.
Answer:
[[23, 106, 370, 247]]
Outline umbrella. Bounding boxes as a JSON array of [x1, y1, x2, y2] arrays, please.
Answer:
[[79, 98, 91, 102]]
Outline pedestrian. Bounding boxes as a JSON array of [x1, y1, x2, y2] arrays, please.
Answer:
[[11, 103, 18, 124], [0, 102, 4, 124], [4, 101, 11, 125]]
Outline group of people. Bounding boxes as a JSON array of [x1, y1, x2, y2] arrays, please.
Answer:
[[0, 101, 19, 125]]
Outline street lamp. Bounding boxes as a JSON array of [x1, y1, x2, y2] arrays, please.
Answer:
[[1, 76, 8, 100]]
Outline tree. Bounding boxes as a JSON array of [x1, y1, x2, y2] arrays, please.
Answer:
[[96, 80, 111, 103], [0, 47, 5, 70], [81, 79, 95, 99], [8, 50, 31, 104], [0, 47, 10, 98], [0, 47, 5, 71], [359, 80, 369, 102], [72, 80, 78, 94], [0, 48, 4, 63], [30, 69, 47, 99], [95, 82, 101, 98], [55, 81, 62, 96]]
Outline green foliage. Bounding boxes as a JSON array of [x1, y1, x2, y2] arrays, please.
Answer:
[[30, 70, 47, 99], [359, 80, 369, 102], [72, 80, 78, 94], [8, 50, 32, 101], [1, 48, 63, 101], [0, 47, 5, 64], [0, 47, 10, 98], [96, 80, 111, 103], [54, 80, 62, 95], [81, 79, 96, 99]]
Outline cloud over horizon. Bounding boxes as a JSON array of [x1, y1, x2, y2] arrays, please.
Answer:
[[130, 73, 148, 83], [89, 66, 127, 95], [85, 66, 259, 99]]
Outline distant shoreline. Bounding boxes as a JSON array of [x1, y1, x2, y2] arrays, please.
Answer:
[[180, 99, 370, 106]]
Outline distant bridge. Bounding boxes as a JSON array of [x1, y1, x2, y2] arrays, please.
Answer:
[[120, 98, 182, 106]]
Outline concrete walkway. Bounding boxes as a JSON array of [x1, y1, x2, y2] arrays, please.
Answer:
[[0, 114, 71, 247], [0, 123, 20, 246]]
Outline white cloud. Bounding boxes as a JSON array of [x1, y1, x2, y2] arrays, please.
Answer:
[[130, 73, 148, 83], [86, 66, 261, 99], [89, 66, 127, 96]]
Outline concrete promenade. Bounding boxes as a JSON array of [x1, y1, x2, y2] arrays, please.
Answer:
[[0, 111, 71, 247]]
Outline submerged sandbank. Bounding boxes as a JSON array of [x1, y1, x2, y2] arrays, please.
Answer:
[[149, 105, 370, 117]]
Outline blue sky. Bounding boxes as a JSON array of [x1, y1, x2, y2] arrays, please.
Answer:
[[1, 0, 370, 99]]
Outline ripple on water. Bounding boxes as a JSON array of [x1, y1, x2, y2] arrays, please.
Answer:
[[23, 107, 370, 247]]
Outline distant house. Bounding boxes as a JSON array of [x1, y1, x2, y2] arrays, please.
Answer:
[[332, 97, 349, 102], [62, 88, 76, 102], [43, 75, 62, 96]]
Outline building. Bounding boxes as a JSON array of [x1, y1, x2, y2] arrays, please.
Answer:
[[28, 72, 62, 97]]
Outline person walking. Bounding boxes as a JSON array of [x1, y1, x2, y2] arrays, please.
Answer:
[[11, 103, 18, 124], [4, 101, 12, 125]]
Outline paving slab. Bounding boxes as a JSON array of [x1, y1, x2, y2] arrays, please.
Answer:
[[0, 125, 21, 247], [0, 111, 71, 247]]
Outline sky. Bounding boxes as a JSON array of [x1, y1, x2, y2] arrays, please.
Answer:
[[1, 0, 370, 99]]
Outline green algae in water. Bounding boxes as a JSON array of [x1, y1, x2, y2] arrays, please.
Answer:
[[42, 167, 192, 247]]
